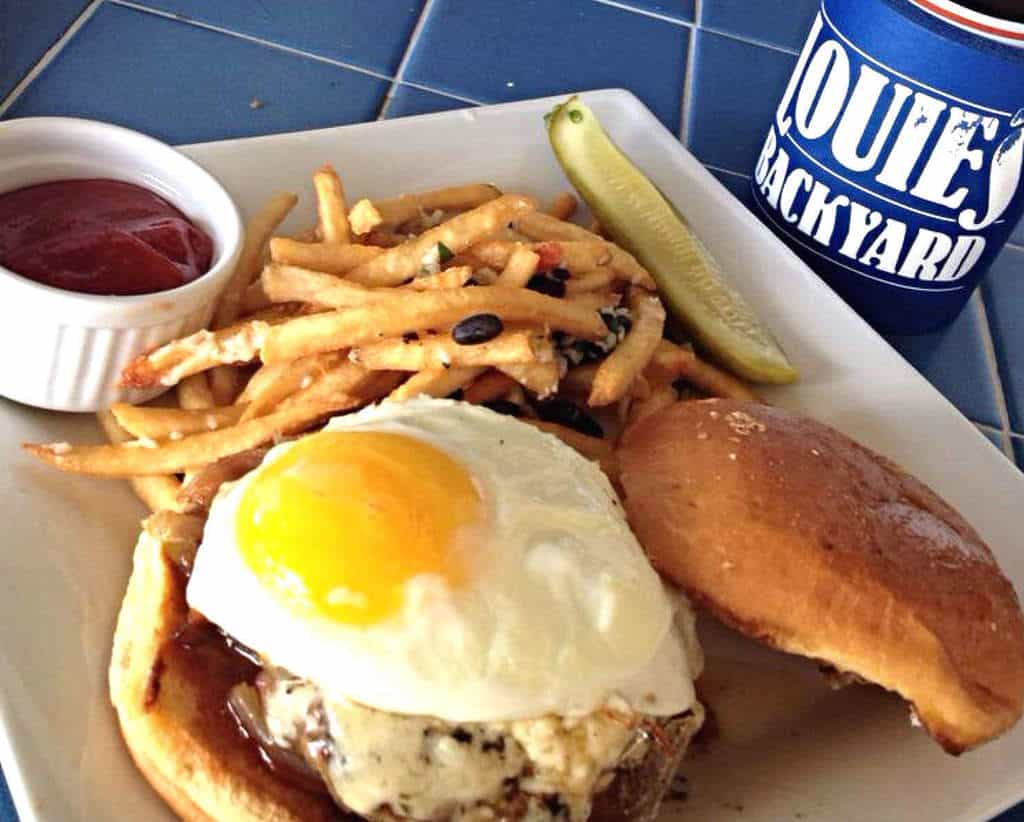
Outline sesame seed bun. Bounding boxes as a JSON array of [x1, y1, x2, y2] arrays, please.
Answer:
[[618, 399, 1024, 754]]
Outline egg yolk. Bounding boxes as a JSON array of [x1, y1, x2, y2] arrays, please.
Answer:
[[236, 431, 481, 626]]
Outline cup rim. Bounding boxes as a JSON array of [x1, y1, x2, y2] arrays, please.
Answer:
[[0, 116, 244, 316]]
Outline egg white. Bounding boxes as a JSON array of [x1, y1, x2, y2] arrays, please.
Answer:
[[187, 397, 701, 721]]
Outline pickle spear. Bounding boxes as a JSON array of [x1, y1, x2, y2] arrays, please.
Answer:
[[546, 96, 797, 384]]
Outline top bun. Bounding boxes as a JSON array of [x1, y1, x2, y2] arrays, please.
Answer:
[[618, 399, 1024, 753]]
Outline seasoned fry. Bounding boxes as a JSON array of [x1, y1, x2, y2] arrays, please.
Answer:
[[566, 290, 621, 311], [497, 245, 540, 288], [388, 367, 485, 403], [314, 163, 350, 244], [277, 360, 372, 412], [547, 192, 578, 221], [562, 363, 650, 399], [470, 240, 610, 274], [589, 292, 666, 407], [524, 420, 618, 478], [463, 371, 519, 404], [177, 448, 269, 514], [514, 212, 655, 288], [262, 264, 380, 307], [209, 191, 299, 404], [498, 362, 560, 399], [26, 403, 337, 477], [345, 194, 537, 287], [564, 268, 614, 294], [348, 198, 383, 236], [213, 192, 298, 330], [373, 183, 501, 229], [238, 350, 347, 420], [110, 403, 246, 440], [176, 374, 215, 410], [240, 278, 273, 315], [351, 330, 552, 371], [261, 287, 605, 364], [405, 266, 474, 290], [646, 340, 759, 401], [120, 319, 273, 389], [628, 383, 678, 428], [269, 237, 383, 274], [97, 411, 182, 512]]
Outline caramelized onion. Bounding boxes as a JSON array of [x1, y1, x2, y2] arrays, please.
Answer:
[[227, 683, 327, 794]]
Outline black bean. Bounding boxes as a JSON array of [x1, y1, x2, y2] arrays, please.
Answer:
[[526, 274, 567, 298], [450, 727, 473, 744], [536, 398, 603, 438], [550, 267, 570, 281], [482, 399, 523, 417], [452, 313, 503, 345]]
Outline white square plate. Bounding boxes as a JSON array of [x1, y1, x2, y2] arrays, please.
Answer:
[[2, 90, 1022, 822]]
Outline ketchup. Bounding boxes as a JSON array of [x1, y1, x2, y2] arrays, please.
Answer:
[[0, 179, 214, 296]]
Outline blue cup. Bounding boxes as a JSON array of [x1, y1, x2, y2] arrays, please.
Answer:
[[751, 0, 1024, 334]]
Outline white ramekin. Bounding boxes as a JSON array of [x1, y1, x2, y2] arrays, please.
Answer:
[[0, 117, 244, 412]]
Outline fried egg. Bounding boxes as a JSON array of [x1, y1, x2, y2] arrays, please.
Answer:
[[187, 397, 700, 722]]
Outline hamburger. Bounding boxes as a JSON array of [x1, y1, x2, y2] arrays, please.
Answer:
[[618, 399, 1024, 754]]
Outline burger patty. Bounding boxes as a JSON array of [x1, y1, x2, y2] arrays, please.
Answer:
[[231, 665, 694, 821]]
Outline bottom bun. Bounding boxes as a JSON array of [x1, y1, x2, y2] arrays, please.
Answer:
[[618, 399, 1024, 754], [110, 521, 703, 821], [109, 526, 350, 821]]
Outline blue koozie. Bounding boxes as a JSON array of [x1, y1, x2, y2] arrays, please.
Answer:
[[751, 0, 1024, 334]]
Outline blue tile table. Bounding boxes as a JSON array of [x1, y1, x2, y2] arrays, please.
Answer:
[[1, 1, 1022, 820]]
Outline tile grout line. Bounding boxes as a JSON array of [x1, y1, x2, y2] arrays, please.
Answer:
[[110, 0, 395, 82], [971, 290, 1016, 459], [590, 0, 800, 55], [376, 0, 439, 120], [678, 0, 701, 144], [112, 0, 481, 110], [0, 0, 104, 118], [591, 0, 688, 26]]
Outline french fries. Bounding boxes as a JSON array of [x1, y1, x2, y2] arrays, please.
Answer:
[[565, 268, 614, 294], [120, 320, 272, 389], [269, 237, 383, 273], [499, 362, 560, 399], [313, 164, 351, 244], [514, 212, 655, 288], [388, 366, 485, 403], [176, 374, 215, 410], [463, 371, 519, 404], [261, 287, 605, 364], [344, 195, 537, 287], [351, 330, 552, 371], [406, 266, 474, 290], [589, 292, 666, 406], [547, 192, 577, 221], [110, 403, 246, 441], [647, 340, 760, 401], [24, 162, 764, 490], [213, 192, 298, 331], [238, 350, 347, 421], [27, 403, 337, 477], [497, 245, 540, 288], [470, 240, 610, 274], [373, 183, 501, 229], [96, 411, 182, 512]]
